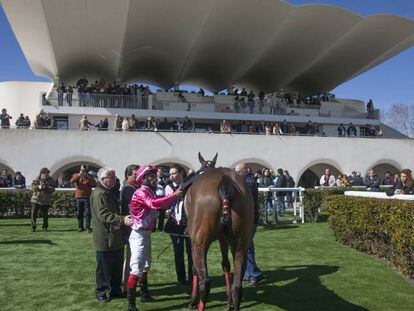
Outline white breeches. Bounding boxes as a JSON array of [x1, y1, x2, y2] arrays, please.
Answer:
[[129, 229, 152, 277]]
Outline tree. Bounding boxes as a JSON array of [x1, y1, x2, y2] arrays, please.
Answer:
[[381, 104, 414, 138]]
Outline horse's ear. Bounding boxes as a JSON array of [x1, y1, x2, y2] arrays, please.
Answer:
[[211, 153, 218, 166], [198, 152, 205, 164]]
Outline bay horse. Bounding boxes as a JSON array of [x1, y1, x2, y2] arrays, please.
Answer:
[[185, 153, 254, 310]]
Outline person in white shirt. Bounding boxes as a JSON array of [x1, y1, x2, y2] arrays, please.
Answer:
[[164, 166, 193, 285], [320, 168, 336, 187]]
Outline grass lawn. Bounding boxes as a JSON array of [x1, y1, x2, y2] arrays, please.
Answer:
[[0, 218, 413, 311]]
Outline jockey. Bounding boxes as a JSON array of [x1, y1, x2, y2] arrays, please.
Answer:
[[126, 165, 182, 311]]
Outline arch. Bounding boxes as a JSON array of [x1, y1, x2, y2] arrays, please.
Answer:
[[230, 158, 273, 172], [49, 156, 105, 182], [149, 158, 193, 176], [367, 159, 401, 179], [297, 159, 343, 188]]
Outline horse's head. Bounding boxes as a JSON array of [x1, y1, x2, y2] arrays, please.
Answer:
[[198, 152, 218, 169]]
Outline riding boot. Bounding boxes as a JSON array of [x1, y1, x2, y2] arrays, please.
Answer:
[[126, 287, 138, 311], [139, 272, 155, 302]]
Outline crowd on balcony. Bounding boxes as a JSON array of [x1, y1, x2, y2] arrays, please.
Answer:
[[317, 168, 413, 195], [1, 106, 386, 139], [227, 88, 335, 116], [48, 76, 152, 108]]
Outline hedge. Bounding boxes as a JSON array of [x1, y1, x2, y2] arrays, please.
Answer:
[[326, 195, 414, 279], [303, 188, 346, 222], [0, 190, 76, 218]]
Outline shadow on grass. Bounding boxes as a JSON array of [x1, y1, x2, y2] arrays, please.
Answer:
[[0, 239, 56, 245], [50, 229, 78, 232], [0, 223, 30, 227], [260, 224, 299, 231], [150, 265, 368, 311], [317, 214, 329, 222]]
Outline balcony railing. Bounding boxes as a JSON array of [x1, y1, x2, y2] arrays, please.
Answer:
[[45, 92, 149, 110], [41, 89, 379, 120]]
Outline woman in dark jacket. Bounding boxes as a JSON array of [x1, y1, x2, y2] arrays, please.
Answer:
[[395, 169, 414, 194], [387, 169, 414, 196]]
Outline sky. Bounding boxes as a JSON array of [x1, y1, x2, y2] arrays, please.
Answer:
[[0, 0, 413, 110]]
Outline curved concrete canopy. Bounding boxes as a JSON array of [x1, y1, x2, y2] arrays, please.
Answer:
[[2, 0, 414, 94]]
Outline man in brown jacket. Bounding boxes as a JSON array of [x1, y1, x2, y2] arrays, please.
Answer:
[[30, 167, 56, 232], [91, 167, 133, 303], [70, 165, 96, 232]]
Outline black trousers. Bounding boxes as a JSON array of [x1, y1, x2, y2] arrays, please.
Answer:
[[96, 249, 124, 298], [31, 203, 49, 229], [158, 210, 166, 231], [170, 235, 193, 283]]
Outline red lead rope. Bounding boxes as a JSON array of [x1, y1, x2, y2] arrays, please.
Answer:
[[222, 199, 231, 222]]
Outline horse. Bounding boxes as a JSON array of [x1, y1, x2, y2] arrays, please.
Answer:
[[185, 153, 254, 310]]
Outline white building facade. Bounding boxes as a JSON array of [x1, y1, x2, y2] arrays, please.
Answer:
[[1, 129, 412, 185]]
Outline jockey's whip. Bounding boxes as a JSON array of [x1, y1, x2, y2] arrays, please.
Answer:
[[156, 232, 189, 259], [156, 240, 173, 259]]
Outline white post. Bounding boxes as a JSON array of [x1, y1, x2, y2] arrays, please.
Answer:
[[300, 189, 305, 223], [293, 191, 297, 224]]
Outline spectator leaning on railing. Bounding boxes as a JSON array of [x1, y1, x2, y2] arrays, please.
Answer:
[[386, 169, 414, 196], [382, 171, 395, 186], [348, 171, 364, 187], [320, 169, 336, 187], [0, 169, 13, 187], [394, 169, 414, 194], [364, 169, 381, 191], [13, 171, 26, 189], [0, 108, 12, 129], [79, 115, 94, 131]]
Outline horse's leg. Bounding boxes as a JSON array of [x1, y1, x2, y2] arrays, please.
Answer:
[[231, 249, 247, 311], [219, 236, 233, 310], [192, 244, 210, 311], [188, 265, 198, 309]]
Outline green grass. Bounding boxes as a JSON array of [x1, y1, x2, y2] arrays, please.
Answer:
[[0, 218, 413, 311]]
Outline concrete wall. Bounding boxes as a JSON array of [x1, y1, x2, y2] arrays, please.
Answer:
[[0, 81, 54, 122], [0, 129, 412, 184]]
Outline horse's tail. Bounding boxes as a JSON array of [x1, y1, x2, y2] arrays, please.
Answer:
[[218, 175, 237, 225]]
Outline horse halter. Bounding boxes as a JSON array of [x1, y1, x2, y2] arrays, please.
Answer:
[[203, 161, 216, 168]]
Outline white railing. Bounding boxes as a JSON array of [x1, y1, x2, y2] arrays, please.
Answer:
[[259, 187, 306, 224], [0, 187, 76, 191], [344, 191, 414, 201]]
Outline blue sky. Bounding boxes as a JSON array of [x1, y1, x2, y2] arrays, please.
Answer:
[[0, 0, 413, 109]]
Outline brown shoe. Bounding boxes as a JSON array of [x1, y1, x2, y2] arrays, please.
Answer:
[[246, 279, 258, 287]]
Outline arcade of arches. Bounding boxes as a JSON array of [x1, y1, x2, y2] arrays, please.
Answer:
[[1, 159, 403, 189]]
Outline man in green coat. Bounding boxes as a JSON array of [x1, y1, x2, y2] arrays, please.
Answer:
[[91, 167, 133, 303], [30, 167, 56, 232]]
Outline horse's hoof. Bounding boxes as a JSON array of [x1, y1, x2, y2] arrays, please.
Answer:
[[188, 301, 197, 310]]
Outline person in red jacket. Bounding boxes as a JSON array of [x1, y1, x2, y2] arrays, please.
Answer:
[[70, 165, 97, 232]]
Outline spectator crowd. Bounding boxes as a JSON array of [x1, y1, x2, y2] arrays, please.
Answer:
[[318, 168, 413, 196]]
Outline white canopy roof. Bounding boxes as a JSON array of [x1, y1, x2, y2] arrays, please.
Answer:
[[2, 0, 414, 94]]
